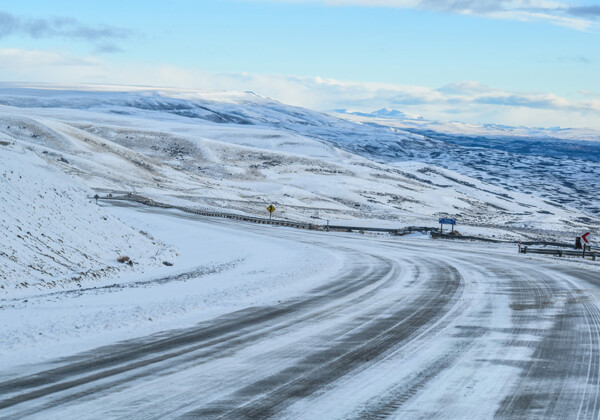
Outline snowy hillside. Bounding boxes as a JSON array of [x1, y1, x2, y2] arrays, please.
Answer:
[[0, 142, 170, 296], [0, 84, 596, 240], [334, 109, 600, 216]]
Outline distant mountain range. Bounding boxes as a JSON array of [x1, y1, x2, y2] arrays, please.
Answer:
[[334, 108, 600, 143]]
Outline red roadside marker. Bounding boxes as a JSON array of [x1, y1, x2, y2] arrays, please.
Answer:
[[581, 232, 591, 244]]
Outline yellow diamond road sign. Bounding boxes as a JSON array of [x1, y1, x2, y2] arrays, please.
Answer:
[[267, 204, 275, 214]]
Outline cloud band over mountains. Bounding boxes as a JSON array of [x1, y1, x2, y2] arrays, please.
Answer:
[[0, 47, 598, 128]]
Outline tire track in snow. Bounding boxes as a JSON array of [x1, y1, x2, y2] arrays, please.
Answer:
[[329, 254, 600, 420], [184, 262, 462, 419], [0, 251, 399, 415], [495, 267, 600, 419]]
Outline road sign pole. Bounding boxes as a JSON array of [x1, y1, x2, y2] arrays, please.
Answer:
[[266, 204, 276, 221]]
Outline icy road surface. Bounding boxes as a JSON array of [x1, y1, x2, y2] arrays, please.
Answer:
[[1, 204, 600, 419]]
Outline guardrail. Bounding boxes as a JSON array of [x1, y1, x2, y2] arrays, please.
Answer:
[[99, 193, 437, 235], [431, 232, 572, 248], [96, 193, 594, 252], [520, 246, 597, 261]]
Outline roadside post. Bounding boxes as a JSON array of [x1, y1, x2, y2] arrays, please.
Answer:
[[581, 231, 591, 259], [267, 204, 276, 221], [518, 240, 521, 253]]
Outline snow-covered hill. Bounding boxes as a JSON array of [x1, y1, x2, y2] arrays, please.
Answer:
[[334, 109, 600, 216], [0, 84, 596, 242], [0, 141, 171, 296]]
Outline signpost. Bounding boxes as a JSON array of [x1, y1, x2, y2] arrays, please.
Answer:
[[267, 204, 275, 220], [439, 218, 456, 234], [581, 231, 592, 258]]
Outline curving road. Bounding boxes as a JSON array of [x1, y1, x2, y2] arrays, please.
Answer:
[[1, 207, 600, 419]]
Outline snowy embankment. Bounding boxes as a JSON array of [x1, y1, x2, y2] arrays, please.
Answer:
[[0, 204, 342, 369], [0, 142, 172, 297]]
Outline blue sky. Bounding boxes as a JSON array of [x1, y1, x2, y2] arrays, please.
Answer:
[[1, 0, 599, 128]]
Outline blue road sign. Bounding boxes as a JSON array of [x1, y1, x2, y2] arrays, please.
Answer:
[[439, 218, 456, 225]]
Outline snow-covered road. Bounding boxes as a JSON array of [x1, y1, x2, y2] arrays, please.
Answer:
[[1, 205, 600, 419]]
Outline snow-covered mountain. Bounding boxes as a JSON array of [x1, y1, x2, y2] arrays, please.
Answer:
[[334, 109, 600, 217], [0, 84, 596, 242]]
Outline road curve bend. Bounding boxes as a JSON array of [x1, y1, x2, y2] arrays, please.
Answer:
[[1, 207, 599, 419]]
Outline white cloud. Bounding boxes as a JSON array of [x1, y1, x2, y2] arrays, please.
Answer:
[[2, 47, 599, 129], [246, 0, 599, 30]]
